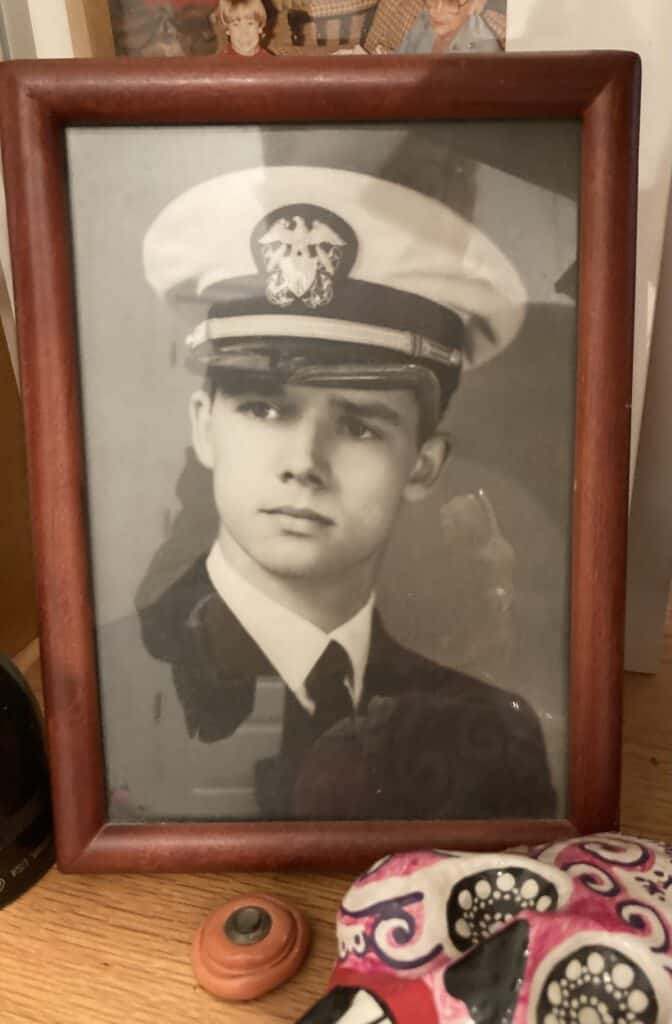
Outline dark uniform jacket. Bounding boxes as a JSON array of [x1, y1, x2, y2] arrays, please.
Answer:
[[134, 557, 557, 821]]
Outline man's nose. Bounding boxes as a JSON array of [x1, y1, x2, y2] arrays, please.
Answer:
[[279, 416, 330, 488]]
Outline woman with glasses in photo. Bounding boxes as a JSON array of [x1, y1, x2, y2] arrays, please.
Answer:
[[396, 0, 503, 55]]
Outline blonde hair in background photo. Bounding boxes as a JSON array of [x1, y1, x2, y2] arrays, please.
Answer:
[[212, 0, 268, 52], [216, 0, 267, 26]]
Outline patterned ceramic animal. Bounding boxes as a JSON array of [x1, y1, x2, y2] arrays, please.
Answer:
[[298, 834, 672, 1023]]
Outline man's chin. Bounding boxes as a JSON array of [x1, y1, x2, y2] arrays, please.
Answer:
[[252, 542, 339, 580]]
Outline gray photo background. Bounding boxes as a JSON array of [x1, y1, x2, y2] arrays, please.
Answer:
[[67, 121, 580, 812]]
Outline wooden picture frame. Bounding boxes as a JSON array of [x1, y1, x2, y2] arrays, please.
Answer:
[[0, 53, 639, 872]]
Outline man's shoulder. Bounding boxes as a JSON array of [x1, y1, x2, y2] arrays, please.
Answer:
[[136, 554, 274, 741], [137, 555, 214, 660], [368, 619, 521, 709], [366, 618, 557, 817], [149, 554, 212, 612], [367, 619, 552, 755]]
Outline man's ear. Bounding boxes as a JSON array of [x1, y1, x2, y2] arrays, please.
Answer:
[[403, 434, 450, 503], [190, 390, 215, 470]]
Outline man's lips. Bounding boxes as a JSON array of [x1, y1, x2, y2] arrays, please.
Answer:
[[262, 506, 334, 526]]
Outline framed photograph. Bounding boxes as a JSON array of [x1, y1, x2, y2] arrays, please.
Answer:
[[1, 53, 639, 871], [99, 0, 507, 59]]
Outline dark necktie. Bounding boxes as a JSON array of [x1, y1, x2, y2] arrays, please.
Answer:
[[257, 643, 354, 819], [257, 641, 355, 817], [305, 640, 354, 735]]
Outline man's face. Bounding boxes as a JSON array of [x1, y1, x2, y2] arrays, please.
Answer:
[[426, 0, 481, 39], [190, 382, 446, 587], [227, 10, 261, 54]]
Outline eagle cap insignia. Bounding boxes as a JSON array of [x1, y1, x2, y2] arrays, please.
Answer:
[[251, 204, 358, 310]]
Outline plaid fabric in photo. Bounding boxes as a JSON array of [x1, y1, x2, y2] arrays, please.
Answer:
[[482, 9, 506, 46], [363, 0, 424, 54], [271, 0, 376, 15], [275, 0, 378, 49]]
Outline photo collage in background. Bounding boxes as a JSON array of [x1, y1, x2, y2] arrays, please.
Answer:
[[107, 0, 507, 59]]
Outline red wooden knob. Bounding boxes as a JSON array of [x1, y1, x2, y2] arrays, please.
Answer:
[[192, 893, 310, 1000]]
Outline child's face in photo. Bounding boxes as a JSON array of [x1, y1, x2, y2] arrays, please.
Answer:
[[226, 9, 262, 54], [190, 380, 446, 587]]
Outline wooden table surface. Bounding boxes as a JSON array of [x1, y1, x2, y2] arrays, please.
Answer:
[[2, 865, 349, 1024], [3, 628, 672, 1023]]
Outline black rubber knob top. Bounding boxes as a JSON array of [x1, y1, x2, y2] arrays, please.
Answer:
[[224, 905, 272, 945]]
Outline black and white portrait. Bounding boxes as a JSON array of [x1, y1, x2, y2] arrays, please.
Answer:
[[65, 121, 579, 823]]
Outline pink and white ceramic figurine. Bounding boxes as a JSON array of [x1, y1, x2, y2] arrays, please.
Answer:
[[298, 834, 672, 1023]]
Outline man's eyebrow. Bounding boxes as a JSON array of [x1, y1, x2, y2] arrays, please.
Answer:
[[333, 397, 404, 426]]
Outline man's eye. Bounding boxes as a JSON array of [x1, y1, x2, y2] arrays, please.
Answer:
[[342, 416, 377, 440], [238, 400, 280, 420]]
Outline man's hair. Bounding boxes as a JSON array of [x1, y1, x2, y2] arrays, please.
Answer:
[[205, 367, 282, 402], [217, 0, 267, 28]]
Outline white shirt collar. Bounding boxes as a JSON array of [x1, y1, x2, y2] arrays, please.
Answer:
[[206, 543, 374, 713]]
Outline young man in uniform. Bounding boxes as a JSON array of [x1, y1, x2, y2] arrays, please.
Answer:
[[135, 164, 556, 821]]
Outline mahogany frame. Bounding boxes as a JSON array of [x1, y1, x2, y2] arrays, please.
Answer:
[[0, 53, 640, 872]]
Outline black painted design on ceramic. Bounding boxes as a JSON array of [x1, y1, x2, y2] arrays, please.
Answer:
[[342, 891, 424, 921], [447, 867, 559, 952], [338, 926, 369, 961], [634, 869, 672, 903], [443, 920, 529, 1024], [580, 839, 649, 868], [342, 891, 442, 970], [535, 944, 658, 1024], [565, 861, 621, 897], [617, 900, 670, 953], [297, 986, 395, 1023]]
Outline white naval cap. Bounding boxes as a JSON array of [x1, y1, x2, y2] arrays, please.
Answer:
[[143, 165, 526, 414]]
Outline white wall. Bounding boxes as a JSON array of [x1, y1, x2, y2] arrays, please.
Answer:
[[508, 0, 672, 469], [0, 0, 74, 379], [508, 0, 672, 671], [25, 0, 73, 57]]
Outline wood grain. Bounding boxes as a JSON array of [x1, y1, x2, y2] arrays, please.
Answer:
[[65, 0, 116, 58], [621, 602, 672, 841], [0, 868, 348, 1023], [569, 53, 639, 834]]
